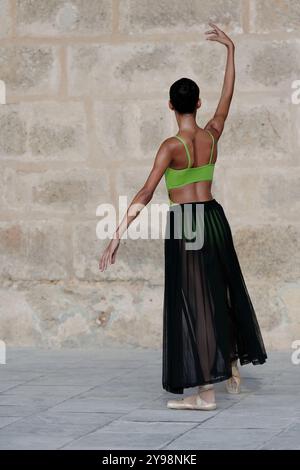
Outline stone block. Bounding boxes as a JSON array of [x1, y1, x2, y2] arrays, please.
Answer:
[[67, 41, 226, 97], [245, 280, 285, 333], [119, 0, 243, 34], [236, 37, 300, 92], [278, 282, 300, 333], [0, 46, 59, 96], [294, 105, 300, 149], [0, 102, 88, 161], [0, 0, 11, 38], [262, 280, 300, 350], [0, 288, 42, 346], [0, 221, 68, 280], [232, 224, 300, 282], [223, 168, 300, 224], [16, 0, 112, 36], [218, 97, 292, 165], [5, 168, 111, 213], [249, 0, 300, 33], [0, 280, 163, 348], [91, 281, 163, 348], [0, 106, 27, 157]]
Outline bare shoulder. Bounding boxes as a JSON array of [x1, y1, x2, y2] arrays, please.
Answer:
[[157, 135, 179, 155], [151, 136, 174, 168], [163, 135, 180, 147]]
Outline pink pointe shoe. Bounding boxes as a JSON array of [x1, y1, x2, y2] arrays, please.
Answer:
[[167, 384, 217, 410], [226, 360, 241, 394]]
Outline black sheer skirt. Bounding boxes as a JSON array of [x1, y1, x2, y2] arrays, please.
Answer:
[[162, 198, 267, 394]]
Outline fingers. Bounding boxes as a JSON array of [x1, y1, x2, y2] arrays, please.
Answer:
[[204, 24, 219, 41], [205, 31, 218, 38], [208, 21, 221, 31], [205, 34, 218, 41], [99, 248, 116, 271], [103, 253, 109, 271], [99, 253, 105, 272], [205, 22, 226, 42], [99, 250, 109, 272], [105, 253, 110, 271]]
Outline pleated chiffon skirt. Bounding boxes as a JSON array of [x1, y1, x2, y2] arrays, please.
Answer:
[[162, 198, 267, 394]]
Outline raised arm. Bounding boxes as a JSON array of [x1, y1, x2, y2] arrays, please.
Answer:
[[99, 139, 172, 271], [204, 23, 235, 139]]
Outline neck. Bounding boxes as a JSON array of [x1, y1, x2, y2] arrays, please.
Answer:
[[175, 111, 198, 133]]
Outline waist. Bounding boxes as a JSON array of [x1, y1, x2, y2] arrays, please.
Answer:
[[169, 198, 218, 208]]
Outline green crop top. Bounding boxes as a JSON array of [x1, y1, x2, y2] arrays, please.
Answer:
[[164, 130, 215, 205]]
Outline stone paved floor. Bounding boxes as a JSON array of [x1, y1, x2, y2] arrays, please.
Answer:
[[0, 347, 299, 450]]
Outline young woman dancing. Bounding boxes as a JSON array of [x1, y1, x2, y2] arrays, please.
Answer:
[[99, 23, 267, 410]]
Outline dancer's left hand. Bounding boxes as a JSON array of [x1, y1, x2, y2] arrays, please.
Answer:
[[205, 22, 234, 48]]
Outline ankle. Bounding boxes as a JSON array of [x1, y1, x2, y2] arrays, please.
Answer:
[[198, 387, 215, 404], [198, 383, 214, 392]]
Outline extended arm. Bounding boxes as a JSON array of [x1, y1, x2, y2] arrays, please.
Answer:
[[204, 23, 235, 139], [99, 139, 172, 271]]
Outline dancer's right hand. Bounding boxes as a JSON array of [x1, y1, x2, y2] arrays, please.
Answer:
[[99, 237, 120, 272]]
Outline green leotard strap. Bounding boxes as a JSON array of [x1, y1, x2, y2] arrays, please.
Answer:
[[174, 135, 191, 168], [205, 130, 215, 164]]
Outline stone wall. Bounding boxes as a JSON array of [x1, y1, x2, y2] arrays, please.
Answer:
[[0, 0, 299, 349]]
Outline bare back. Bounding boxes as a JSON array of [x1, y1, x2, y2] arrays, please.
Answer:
[[168, 127, 218, 204]]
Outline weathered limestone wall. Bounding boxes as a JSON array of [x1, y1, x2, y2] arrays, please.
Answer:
[[0, 0, 299, 349]]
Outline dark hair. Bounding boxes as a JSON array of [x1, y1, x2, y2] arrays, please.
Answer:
[[169, 77, 200, 114]]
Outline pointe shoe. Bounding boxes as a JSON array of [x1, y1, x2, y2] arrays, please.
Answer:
[[167, 395, 216, 411], [226, 360, 241, 394], [167, 385, 216, 411]]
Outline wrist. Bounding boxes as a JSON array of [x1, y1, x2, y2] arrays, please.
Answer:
[[113, 230, 121, 241], [226, 41, 235, 51]]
